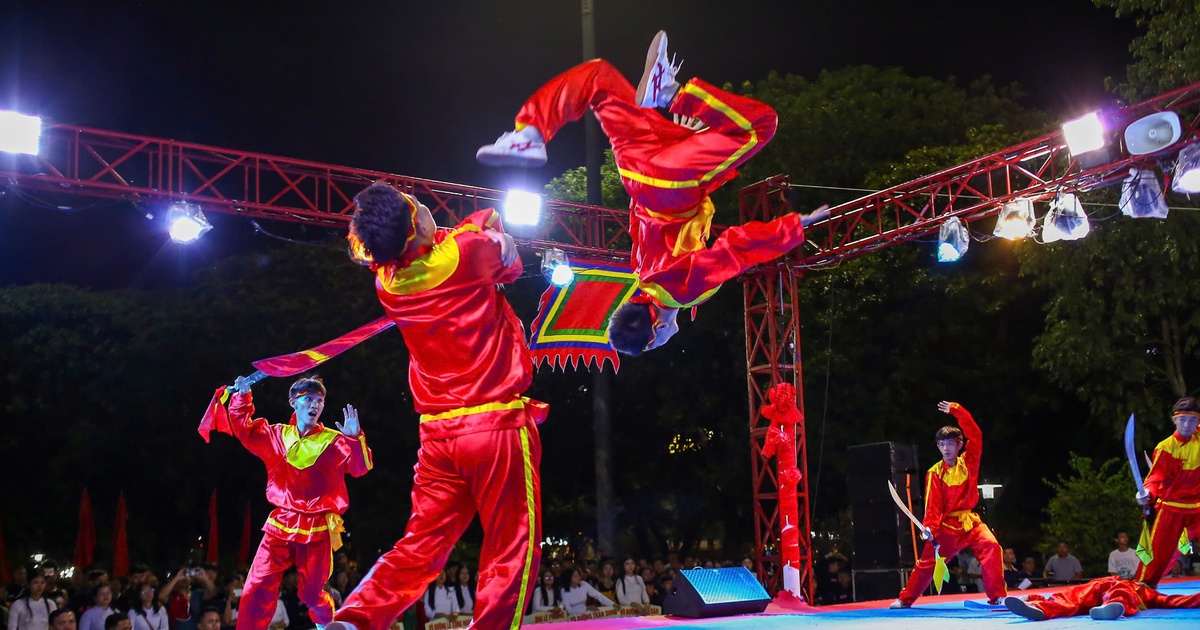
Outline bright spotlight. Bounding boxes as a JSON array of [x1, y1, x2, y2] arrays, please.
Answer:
[[936, 216, 968, 263], [504, 189, 542, 226], [0, 110, 42, 155], [1042, 193, 1090, 242], [1172, 143, 1200, 194], [1121, 168, 1169, 219], [993, 198, 1035, 241], [167, 202, 213, 243], [540, 247, 574, 287], [1062, 112, 1106, 156]]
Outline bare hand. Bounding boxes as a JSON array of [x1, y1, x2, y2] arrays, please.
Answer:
[[1137, 489, 1151, 507], [800, 205, 830, 227], [230, 375, 251, 395], [937, 401, 957, 414], [922, 527, 935, 542], [672, 113, 708, 131], [485, 230, 519, 267], [336, 404, 361, 437]]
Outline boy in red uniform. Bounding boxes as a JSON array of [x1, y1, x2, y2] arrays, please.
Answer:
[[891, 401, 1006, 608], [476, 30, 828, 356], [1135, 396, 1200, 585], [221, 375, 374, 629], [1004, 575, 1200, 620], [329, 183, 546, 630]]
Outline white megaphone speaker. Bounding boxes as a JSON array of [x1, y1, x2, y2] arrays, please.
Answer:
[[1124, 112, 1182, 156]]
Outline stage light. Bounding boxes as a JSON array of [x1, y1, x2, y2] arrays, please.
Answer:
[[541, 247, 574, 287], [936, 216, 968, 263], [1172, 143, 1200, 194], [1062, 112, 1105, 155], [1120, 168, 1169, 219], [1042, 193, 1090, 242], [1124, 112, 1181, 156], [167, 202, 213, 243], [993, 198, 1034, 241], [504, 189, 542, 226], [0, 110, 42, 155]]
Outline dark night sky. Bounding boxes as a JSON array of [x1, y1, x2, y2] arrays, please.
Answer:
[[0, 1, 1140, 288]]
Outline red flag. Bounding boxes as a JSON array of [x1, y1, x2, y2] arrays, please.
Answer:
[[206, 490, 219, 564], [238, 502, 252, 570], [0, 519, 11, 583], [113, 492, 129, 578], [252, 316, 395, 376], [528, 263, 638, 372], [73, 488, 96, 571]]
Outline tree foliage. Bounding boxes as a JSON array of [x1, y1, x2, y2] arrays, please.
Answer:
[[1041, 455, 1142, 578], [1093, 0, 1200, 98]]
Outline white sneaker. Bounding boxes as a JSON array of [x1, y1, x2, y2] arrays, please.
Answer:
[[1089, 602, 1125, 620], [324, 622, 359, 630], [888, 599, 910, 609], [635, 30, 682, 109], [476, 129, 547, 167]]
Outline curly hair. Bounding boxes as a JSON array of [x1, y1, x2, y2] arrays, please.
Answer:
[[350, 183, 415, 265], [606, 301, 655, 356]]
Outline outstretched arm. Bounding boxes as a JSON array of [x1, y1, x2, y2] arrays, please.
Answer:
[[337, 404, 373, 477], [226, 379, 278, 461], [940, 401, 982, 469]]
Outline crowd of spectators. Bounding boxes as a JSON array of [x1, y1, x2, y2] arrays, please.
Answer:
[[814, 531, 1200, 605]]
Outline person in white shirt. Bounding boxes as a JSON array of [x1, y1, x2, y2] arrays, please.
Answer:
[[559, 568, 613, 615], [8, 573, 57, 630], [615, 558, 649, 613], [531, 569, 563, 614], [422, 571, 458, 621], [451, 565, 475, 616], [1108, 531, 1141, 579], [126, 585, 167, 630], [78, 584, 116, 630]]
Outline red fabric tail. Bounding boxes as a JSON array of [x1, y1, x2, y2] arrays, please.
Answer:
[[198, 386, 233, 443]]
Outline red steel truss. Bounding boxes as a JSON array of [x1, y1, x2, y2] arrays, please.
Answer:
[[1, 124, 632, 262], [738, 80, 1200, 601]]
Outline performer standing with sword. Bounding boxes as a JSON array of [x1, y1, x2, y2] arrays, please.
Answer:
[[889, 401, 1007, 609], [1132, 398, 1200, 586]]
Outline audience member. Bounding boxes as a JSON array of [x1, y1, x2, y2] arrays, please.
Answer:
[[1108, 531, 1140, 579], [1043, 541, 1083, 581]]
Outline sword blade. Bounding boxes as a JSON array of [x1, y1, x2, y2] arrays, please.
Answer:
[[1124, 413, 1146, 495], [887, 480, 924, 530]]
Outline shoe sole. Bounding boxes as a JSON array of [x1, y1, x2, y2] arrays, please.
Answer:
[[1004, 597, 1045, 621], [635, 30, 667, 108], [476, 150, 547, 168], [1089, 603, 1124, 620]]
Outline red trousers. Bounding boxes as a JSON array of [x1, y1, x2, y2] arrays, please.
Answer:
[[898, 520, 1006, 605], [1136, 507, 1200, 586], [1027, 575, 1200, 619], [335, 416, 542, 630], [237, 532, 335, 629], [515, 59, 777, 214]]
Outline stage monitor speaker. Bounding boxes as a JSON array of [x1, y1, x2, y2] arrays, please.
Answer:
[[662, 567, 771, 618]]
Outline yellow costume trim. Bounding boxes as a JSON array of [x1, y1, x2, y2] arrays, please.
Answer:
[[1160, 499, 1200, 509], [1157, 434, 1200, 470], [929, 456, 970, 486], [419, 398, 529, 423], [358, 434, 374, 470], [265, 513, 345, 551], [637, 282, 719, 309], [377, 224, 485, 296], [280, 425, 339, 470], [643, 197, 716, 257], [510, 426, 538, 630]]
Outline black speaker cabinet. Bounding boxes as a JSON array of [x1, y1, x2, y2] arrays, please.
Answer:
[[662, 567, 771, 618]]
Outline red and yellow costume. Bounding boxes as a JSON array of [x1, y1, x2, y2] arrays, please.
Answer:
[[1020, 575, 1200, 619], [898, 403, 1006, 605], [335, 209, 546, 630], [224, 393, 374, 629], [1135, 426, 1200, 585], [515, 59, 807, 309]]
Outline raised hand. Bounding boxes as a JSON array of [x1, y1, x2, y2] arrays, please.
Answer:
[[230, 375, 251, 395], [336, 404, 361, 438], [672, 113, 708, 131], [485, 229, 519, 267], [937, 401, 955, 414]]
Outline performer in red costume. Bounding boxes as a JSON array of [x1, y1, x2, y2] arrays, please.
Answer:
[[1135, 396, 1200, 585], [215, 375, 373, 630], [1005, 575, 1200, 621], [328, 183, 546, 630], [476, 30, 828, 356], [891, 401, 1007, 608]]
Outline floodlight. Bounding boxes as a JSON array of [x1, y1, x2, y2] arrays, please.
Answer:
[[936, 217, 968, 263], [1120, 168, 1169, 219], [167, 202, 213, 243], [1172, 143, 1200, 195], [0, 110, 42, 155], [993, 198, 1035, 241], [540, 247, 574, 287], [1042, 193, 1090, 242], [1124, 112, 1182, 156], [1062, 112, 1106, 155], [504, 189, 542, 226]]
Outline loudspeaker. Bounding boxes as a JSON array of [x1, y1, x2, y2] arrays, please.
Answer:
[[662, 567, 770, 618], [1125, 112, 1182, 156], [847, 442, 922, 570]]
